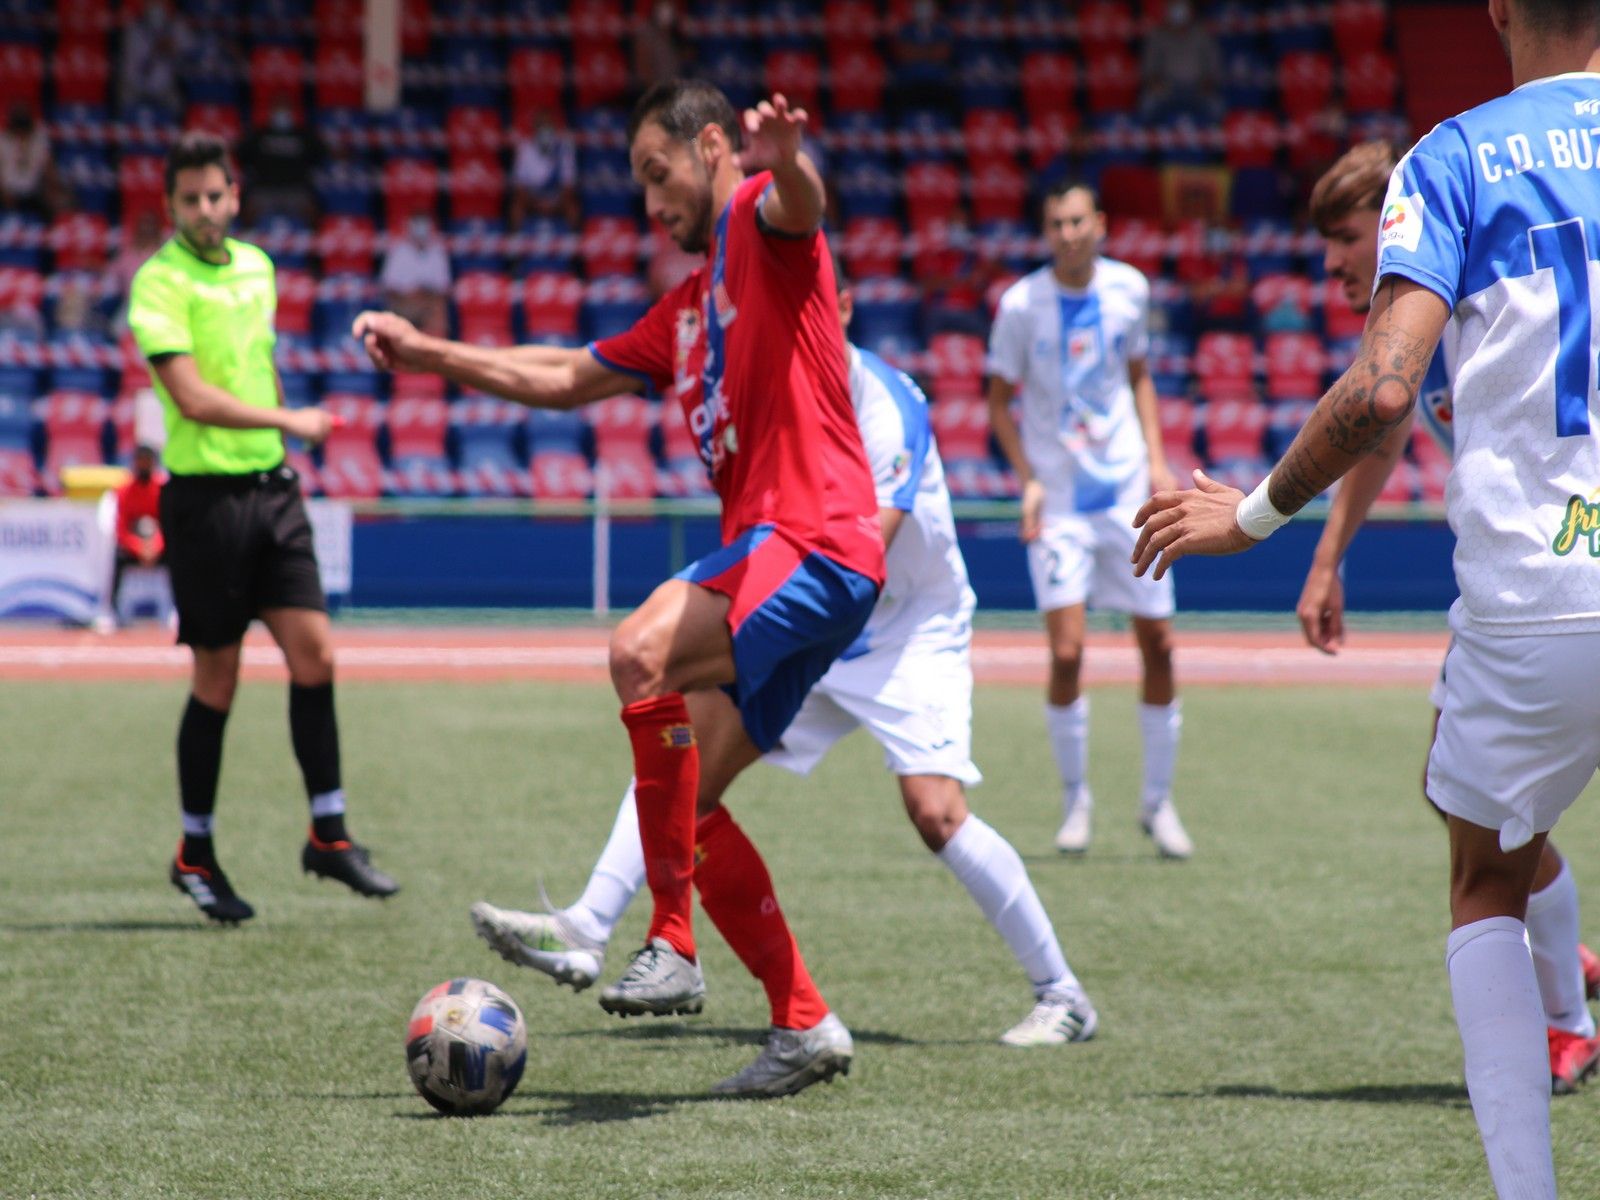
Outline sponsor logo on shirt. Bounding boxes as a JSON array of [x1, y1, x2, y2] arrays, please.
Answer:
[[712, 280, 738, 328], [1551, 492, 1600, 557], [1380, 193, 1426, 253], [1067, 330, 1095, 360]]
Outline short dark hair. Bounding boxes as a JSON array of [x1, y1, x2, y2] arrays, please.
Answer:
[[1515, 0, 1600, 35], [627, 79, 742, 151], [1309, 140, 1398, 234], [164, 130, 234, 196], [1042, 179, 1100, 215]]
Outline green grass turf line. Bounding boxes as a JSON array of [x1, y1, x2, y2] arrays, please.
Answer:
[[2, 680, 1596, 1198]]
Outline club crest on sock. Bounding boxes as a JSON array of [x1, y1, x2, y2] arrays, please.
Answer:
[[659, 724, 696, 749]]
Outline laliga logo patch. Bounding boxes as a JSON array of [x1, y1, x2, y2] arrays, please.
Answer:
[[713, 280, 738, 328], [1380, 193, 1426, 253], [660, 724, 696, 749]]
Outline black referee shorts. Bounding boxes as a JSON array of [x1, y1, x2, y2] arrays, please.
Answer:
[[159, 463, 327, 649]]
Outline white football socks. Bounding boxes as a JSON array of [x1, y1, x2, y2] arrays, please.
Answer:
[[1045, 697, 1091, 813], [1138, 700, 1182, 814], [1447, 916, 1555, 1200], [1525, 860, 1595, 1037], [938, 814, 1076, 996], [566, 781, 646, 945]]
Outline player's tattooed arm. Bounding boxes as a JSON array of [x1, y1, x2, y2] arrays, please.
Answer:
[[1267, 277, 1449, 515]]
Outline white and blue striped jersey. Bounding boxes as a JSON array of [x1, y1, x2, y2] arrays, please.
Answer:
[[986, 258, 1152, 519], [843, 345, 975, 657], [1377, 72, 1600, 634]]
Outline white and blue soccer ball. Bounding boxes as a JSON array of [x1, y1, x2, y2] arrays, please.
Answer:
[[405, 977, 527, 1116]]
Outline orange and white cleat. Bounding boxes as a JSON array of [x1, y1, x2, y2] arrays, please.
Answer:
[[1549, 1026, 1600, 1096], [1579, 942, 1600, 1003]]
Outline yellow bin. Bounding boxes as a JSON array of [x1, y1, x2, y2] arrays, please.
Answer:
[[61, 464, 131, 500]]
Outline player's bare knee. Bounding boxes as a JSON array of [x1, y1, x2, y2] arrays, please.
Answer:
[[901, 777, 968, 852], [608, 623, 667, 702], [288, 644, 335, 688]]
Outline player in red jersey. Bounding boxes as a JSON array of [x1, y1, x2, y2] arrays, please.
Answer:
[[355, 81, 884, 1096]]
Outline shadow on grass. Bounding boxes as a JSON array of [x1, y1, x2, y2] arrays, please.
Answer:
[[393, 1088, 723, 1126], [551, 1023, 921, 1048], [1019, 853, 1183, 868], [0, 919, 217, 933], [1154, 1081, 1469, 1108]]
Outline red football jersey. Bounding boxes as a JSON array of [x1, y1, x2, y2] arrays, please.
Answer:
[[591, 173, 884, 585]]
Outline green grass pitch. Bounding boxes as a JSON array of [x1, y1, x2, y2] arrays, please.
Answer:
[[3, 678, 1599, 1198]]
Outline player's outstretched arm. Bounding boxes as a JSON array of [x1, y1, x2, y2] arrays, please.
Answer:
[[1296, 410, 1415, 654], [986, 375, 1043, 542], [1131, 278, 1448, 581], [351, 310, 634, 410], [152, 354, 333, 444], [739, 94, 825, 235]]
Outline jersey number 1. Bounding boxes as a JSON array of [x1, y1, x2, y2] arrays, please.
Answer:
[[1530, 219, 1598, 438]]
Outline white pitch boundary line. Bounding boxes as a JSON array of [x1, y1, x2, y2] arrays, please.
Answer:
[[0, 644, 1444, 674]]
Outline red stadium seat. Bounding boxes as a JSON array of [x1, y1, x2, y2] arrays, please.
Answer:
[[1319, 278, 1369, 342], [926, 332, 986, 392], [314, 43, 365, 110], [381, 159, 440, 232], [1098, 166, 1163, 224], [118, 155, 167, 233], [1263, 332, 1328, 401], [49, 213, 109, 271], [580, 217, 639, 279], [317, 394, 384, 499], [315, 0, 365, 47], [963, 110, 1020, 164], [1377, 459, 1419, 504], [929, 390, 1002, 497], [1224, 109, 1279, 170], [58, 0, 114, 39], [1026, 110, 1076, 169], [52, 37, 110, 107], [1078, 0, 1135, 57], [1193, 332, 1257, 403], [823, 0, 879, 54], [509, 49, 565, 118], [1104, 217, 1164, 278], [1342, 50, 1399, 115], [1332, 0, 1390, 58], [454, 271, 514, 346], [446, 107, 503, 158], [766, 50, 822, 113], [522, 273, 584, 339], [391, 371, 447, 401], [829, 46, 887, 113], [969, 158, 1026, 224], [1084, 48, 1139, 114], [0, 267, 44, 327], [587, 395, 657, 500], [1158, 396, 1200, 475], [1021, 53, 1078, 124], [384, 394, 456, 496], [0, 448, 40, 497], [184, 103, 242, 143], [574, 45, 629, 109], [904, 160, 962, 231], [275, 269, 316, 337], [1200, 398, 1268, 464], [318, 215, 377, 275], [39, 391, 108, 493], [448, 154, 506, 224], [250, 45, 306, 122], [0, 44, 44, 110], [401, 0, 431, 57], [1279, 52, 1335, 120], [841, 217, 901, 282]]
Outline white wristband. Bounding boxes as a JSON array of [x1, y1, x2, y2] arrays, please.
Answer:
[[1235, 474, 1291, 541]]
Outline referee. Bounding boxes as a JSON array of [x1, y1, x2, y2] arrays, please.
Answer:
[[127, 132, 398, 923]]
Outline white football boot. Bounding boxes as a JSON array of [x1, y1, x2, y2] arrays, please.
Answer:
[[1000, 985, 1100, 1047], [1054, 786, 1093, 854], [469, 900, 606, 992], [1140, 796, 1194, 860], [710, 1012, 854, 1098], [598, 937, 706, 1017]]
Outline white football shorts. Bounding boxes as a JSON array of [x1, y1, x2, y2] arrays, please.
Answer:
[[764, 635, 982, 784], [1426, 619, 1600, 850], [1028, 505, 1175, 618]]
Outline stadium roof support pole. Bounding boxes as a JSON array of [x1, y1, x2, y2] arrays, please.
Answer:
[[364, 0, 400, 112], [592, 463, 611, 619]]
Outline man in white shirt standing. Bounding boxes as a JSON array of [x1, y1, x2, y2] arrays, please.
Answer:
[[986, 180, 1191, 859]]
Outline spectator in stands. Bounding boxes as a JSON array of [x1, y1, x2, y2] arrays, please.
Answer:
[[917, 205, 998, 337], [108, 444, 166, 626], [236, 101, 325, 228], [1139, 1, 1223, 123], [632, 1, 691, 93], [380, 212, 451, 337], [0, 103, 60, 218], [119, 0, 193, 115], [889, 0, 956, 116], [510, 110, 581, 230], [1181, 232, 1252, 332]]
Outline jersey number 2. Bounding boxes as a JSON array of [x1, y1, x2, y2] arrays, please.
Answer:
[[1530, 219, 1598, 438]]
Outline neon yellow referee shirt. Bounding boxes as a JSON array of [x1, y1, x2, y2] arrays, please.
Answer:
[[127, 236, 284, 475]]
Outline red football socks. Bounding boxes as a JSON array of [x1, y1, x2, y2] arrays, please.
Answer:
[[621, 693, 700, 960], [694, 805, 831, 1031]]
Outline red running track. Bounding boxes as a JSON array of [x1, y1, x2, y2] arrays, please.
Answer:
[[0, 624, 1449, 687]]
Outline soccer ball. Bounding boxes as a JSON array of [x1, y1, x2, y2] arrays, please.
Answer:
[[404, 977, 527, 1116]]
